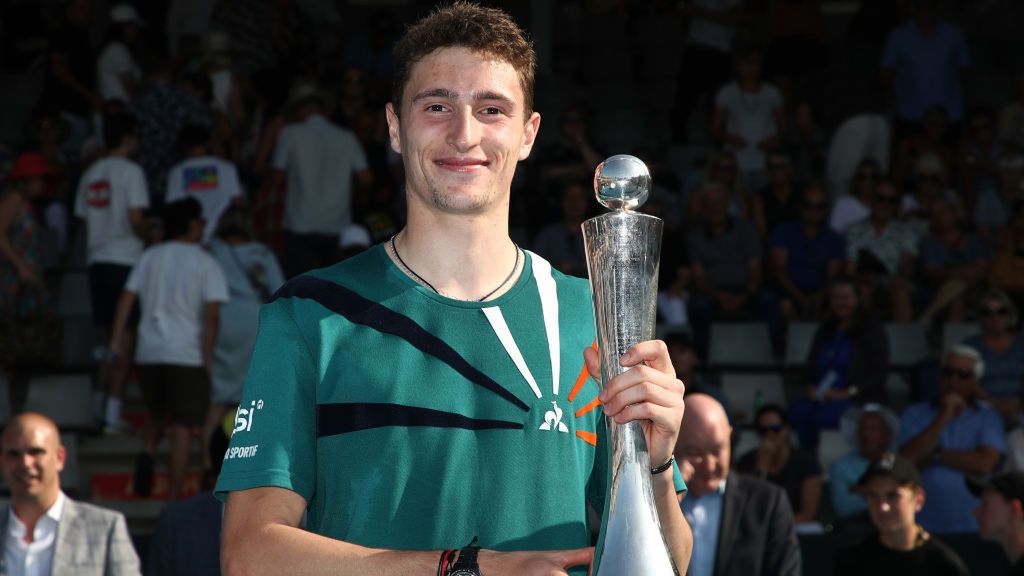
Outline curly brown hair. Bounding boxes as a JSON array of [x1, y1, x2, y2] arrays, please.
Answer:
[[391, 1, 536, 115]]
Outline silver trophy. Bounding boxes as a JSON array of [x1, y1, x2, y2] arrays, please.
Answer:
[[583, 155, 677, 576]]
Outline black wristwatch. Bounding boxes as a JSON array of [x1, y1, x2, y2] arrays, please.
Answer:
[[447, 537, 481, 576]]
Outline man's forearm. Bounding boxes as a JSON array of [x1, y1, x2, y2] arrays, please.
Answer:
[[224, 523, 440, 576], [900, 415, 949, 465], [939, 449, 1000, 476], [653, 473, 693, 572]]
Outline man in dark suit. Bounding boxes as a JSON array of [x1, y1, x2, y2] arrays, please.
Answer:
[[675, 393, 801, 576], [0, 412, 140, 575]]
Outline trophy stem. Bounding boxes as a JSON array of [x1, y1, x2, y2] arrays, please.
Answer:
[[583, 211, 676, 576]]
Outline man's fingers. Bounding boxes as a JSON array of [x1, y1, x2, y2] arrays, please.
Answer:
[[583, 347, 601, 384], [555, 546, 594, 569], [600, 364, 684, 404], [602, 379, 681, 417], [619, 340, 675, 377]]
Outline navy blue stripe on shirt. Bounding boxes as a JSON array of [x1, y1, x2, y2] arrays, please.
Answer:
[[316, 403, 523, 437], [271, 275, 530, 412]]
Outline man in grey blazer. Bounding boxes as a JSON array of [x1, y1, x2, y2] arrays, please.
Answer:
[[0, 412, 140, 575]]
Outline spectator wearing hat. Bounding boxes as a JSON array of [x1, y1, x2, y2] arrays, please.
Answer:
[[0, 153, 58, 414], [97, 4, 144, 104], [205, 206, 283, 484], [75, 112, 150, 432], [108, 198, 229, 500], [835, 453, 969, 576], [165, 123, 244, 244], [830, 404, 900, 524], [972, 472, 1024, 574], [265, 82, 373, 278], [899, 345, 1007, 533]]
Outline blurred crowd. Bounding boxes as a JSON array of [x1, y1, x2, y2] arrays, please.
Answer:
[[1, 0, 1024, 573]]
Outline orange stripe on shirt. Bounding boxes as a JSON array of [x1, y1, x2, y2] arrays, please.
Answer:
[[568, 340, 598, 402], [575, 396, 602, 418], [576, 430, 597, 446]]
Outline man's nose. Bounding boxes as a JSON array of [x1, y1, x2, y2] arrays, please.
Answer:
[[447, 106, 480, 152]]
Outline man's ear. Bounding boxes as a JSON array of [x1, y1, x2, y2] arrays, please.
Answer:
[[518, 111, 541, 161], [385, 103, 401, 154]]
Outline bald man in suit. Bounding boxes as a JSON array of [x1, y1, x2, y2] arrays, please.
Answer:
[[675, 393, 801, 576], [0, 412, 140, 575]]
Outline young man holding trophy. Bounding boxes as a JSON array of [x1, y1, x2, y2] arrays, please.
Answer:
[[215, 3, 692, 575]]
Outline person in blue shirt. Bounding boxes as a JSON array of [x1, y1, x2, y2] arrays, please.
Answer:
[[881, 0, 969, 138], [769, 182, 845, 321], [899, 344, 1007, 533], [830, 404, 900, 526]]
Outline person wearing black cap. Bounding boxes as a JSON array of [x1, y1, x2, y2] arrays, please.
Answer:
[[972, 472, 1024, 574], [835, 453, 969, 576]]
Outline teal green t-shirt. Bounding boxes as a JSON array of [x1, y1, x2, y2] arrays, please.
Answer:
[[214, 245, 683, 565]]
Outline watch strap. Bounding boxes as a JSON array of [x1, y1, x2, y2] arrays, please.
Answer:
[[447, 536, 481, 575]]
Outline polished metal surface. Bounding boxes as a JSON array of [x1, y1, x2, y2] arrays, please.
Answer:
[[583, 155, 677, 576], [593, 154, 651, 211]]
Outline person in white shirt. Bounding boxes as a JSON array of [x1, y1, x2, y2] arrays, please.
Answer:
[[74, 111, 149, 433], [0, 412, 140, 576], [165, 123, 244, 244], [265, 83, 373, 278], [96, 4, 143, 104], [713, 47, 785, 194], [108, 198, 229, 501]]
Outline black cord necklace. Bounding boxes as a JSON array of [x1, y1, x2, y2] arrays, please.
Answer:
[[390, 232, 520, 302]]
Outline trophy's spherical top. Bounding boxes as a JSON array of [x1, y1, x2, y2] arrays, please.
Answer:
[[593, 154, 651, 211]]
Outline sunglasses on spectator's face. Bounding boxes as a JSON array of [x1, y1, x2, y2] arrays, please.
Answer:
[[769, 162, 790, 171], [983, 306, 1009, 317], [857, 171, 879, 181], [875, 195, 901, 205], [941, 366, 974, 380], [918, 174, 942, 183], [757, 423, 785, 435], [802, 201, 828, 211]]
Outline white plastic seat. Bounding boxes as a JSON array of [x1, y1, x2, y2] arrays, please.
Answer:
[[720, 372, 786, 426], [709, 323, 777, 368]]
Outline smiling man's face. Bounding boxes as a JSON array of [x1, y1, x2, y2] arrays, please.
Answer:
[[2, 417, 65, 504], [386, 47, 540, 217]]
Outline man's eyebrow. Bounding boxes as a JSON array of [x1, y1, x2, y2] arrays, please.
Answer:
[[410, 88, 515, 106], [411, 88, 457, 103]]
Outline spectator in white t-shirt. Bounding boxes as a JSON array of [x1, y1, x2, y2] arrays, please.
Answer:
[[713, 47, 785, 193], [108, 198, 229, 500], [166, 123, 244, 244], [96, 4, 144, 104], [74, 111, 150, 433], [265, 82, 373, 278]]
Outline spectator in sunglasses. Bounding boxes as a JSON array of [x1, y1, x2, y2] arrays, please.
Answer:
[[901, 153, 955, 243], [918, 197, 990, 324], [770, 183, 845, 322], [752, 152, 799, 240], [830, 157, 880, 234], [843, 180, 917, 321], [736, 405, 823, 526], [899, 345, 1006, 533], [965, 288, 1024, 423]]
